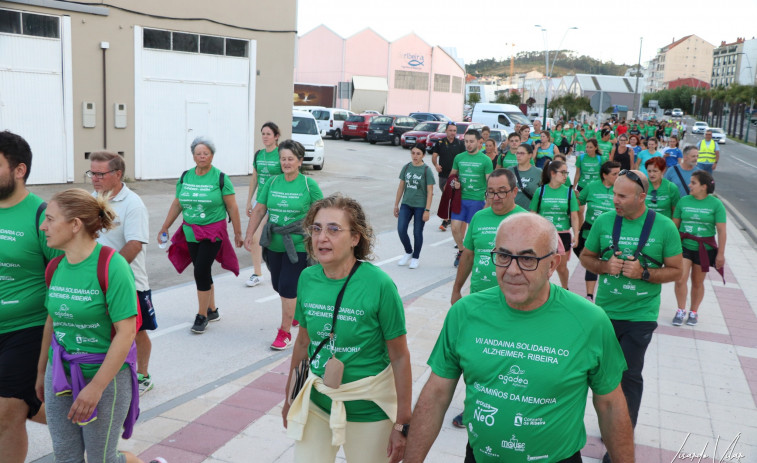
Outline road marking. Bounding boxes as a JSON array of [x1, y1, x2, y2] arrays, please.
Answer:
[[255, 294, 280, 303], [151, 322, 191, 338], [375, 255, 402, 266], [431, 237, 454, 247], [733, 156, 757, 170]]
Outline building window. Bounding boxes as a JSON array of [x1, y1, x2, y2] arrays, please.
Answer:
[[394, 70, 429, 91], [143, 27, 249, 58], [452, 76, 463, 94], [434, 74, 451, 92], [0, 9, 59, 38]]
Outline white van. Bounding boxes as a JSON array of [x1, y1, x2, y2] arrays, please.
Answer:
[[292, 110, 325, 170], [310, 108, 354, 139], [472, 103, 533, 135]]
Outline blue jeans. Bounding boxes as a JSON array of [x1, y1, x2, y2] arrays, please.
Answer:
[[397, 204, 426, 259], [697, 162, 714, 174]]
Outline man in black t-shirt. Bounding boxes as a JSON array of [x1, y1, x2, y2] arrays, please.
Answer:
[[431, 122, 466, 231]]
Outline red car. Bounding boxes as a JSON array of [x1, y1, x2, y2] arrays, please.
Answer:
[[342, 114, 375, 141], [425, 122, 484, 152], [400, 121, 446, 149]]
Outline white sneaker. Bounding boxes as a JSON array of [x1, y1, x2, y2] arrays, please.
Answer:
[[246, 274, 263, 287], [409, 258, 419, 269], [398, 253, 413, 266]]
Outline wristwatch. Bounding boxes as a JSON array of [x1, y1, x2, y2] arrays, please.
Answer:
[[641, 265, 651, 282], [394, 423, 410, 437]]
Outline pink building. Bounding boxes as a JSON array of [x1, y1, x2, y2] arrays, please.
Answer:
[[295, 25, 464, 120]]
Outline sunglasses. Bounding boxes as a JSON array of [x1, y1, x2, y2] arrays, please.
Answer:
[[619, 169, 646, 193]]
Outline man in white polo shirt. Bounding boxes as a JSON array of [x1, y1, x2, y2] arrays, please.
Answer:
[[88, 151, 157, 395]]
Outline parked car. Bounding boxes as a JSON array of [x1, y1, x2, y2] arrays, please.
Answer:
[[409, 112, 452, 122], [663, 109, 672, 116], [311, 108, 354, 139], [400, 121, 446, 149], [487, 128, 507, 150], [294, 105, 327, 114], [367, 115, 418, 145], [692, 121, 708, 134], [292, 110, 325, 170], [425, 122, 484, 152], [342, 114, 375, 141], [671, 108, 683, 117], [708, 127, 727, 144], [363, 110, 382, 115]]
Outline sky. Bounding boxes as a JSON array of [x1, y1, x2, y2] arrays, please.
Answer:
[[297, 0, 757, 71]]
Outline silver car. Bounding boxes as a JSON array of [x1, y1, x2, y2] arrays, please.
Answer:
[[707, 127, 727, 144], [692, 121, 708, 134]]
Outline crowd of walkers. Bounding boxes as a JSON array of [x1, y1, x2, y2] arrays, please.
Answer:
[[0, 112, 727, 463]]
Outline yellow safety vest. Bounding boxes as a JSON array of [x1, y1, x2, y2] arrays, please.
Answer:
[[697, 140, 717, 163]]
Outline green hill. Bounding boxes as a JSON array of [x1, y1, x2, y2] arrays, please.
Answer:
[[467, 51, 633, 78]]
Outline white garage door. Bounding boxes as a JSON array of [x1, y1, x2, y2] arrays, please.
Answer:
[[134, 26, 256, 180], [0, 9, 73, 184]]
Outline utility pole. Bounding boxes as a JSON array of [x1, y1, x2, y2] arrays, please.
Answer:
[[633, 37, 643, 117]]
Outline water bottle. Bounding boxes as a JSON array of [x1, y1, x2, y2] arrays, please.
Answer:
[[158, 232, 168, 249]]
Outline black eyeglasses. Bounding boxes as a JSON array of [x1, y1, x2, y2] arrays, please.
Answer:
[[490, 251, 554, 271], [485, 187, 515, 199], [85, 170, 115, 179], [619, 169, 646, 193]]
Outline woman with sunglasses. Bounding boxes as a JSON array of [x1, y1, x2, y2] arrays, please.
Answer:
[[576, 161, 621, 301], [610, 134, 635, 171], [244, 140, 324, 350], [671, 171, 726, 327], [284, 194, 411, 463], [394, 143, 434, 269], [530, 159, 579, 289], [644, 157, 680, 219]]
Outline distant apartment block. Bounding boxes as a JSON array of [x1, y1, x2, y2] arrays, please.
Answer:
[[646, 35, 714, 92], [711, 37, 757, 87]]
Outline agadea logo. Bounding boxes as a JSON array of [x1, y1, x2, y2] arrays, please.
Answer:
[[403, 52, 425, 67]]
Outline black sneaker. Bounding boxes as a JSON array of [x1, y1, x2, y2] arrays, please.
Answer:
[[454, 251, 462, 267], [207, 308, 221, 322], [191, 314, 208, 334], [452, 412, 465, 428]]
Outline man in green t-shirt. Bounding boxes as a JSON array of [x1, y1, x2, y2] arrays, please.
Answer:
[[405, 214, 634, 463], [580, 170, 682, 456], [449, 130, 494, 267], [0, 131, 62, 463]]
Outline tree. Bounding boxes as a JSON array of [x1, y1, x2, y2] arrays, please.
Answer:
[[548, 94, 592, 119], [468, 93, 481, 106], [495, 92, 522, 105], [526, 97, 536, 108]]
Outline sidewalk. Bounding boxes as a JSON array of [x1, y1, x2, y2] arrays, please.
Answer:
[[30, 219, 752, 463]]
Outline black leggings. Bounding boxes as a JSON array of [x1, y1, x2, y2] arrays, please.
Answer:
[[465, 443, 582, 462], [187, 239, 222, 291]]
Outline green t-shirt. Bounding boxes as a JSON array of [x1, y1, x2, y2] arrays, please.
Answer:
[[584, 129, 596, 140], [399, 162, 435, 208], [0, 193, 62, 334], [497, 152, 518, 169], [428, 284, 626, 463], [552, 130, 564, 145], [575, 154, 602, 189], [295, 263, 406, 422], [585, 209, 682, 321], [673, 195, 726, 251], [452, 151, 494, 201], [463, 206, 527, 293], [646, 126, 657, 137], [258, 173, 323, 253], [597, 140, 613, 160], [530, 184, 578, 231], [45, 243, 137, 378], [563, 128, 576, 144], [664, 126, 672, 136], [253, 148, 282, 199], [578, 181, 614, 236], [574, 133, 587, 152], [510, 166, 542, 210], [646, 179, 681, 219], [177, 166, 235, 242]]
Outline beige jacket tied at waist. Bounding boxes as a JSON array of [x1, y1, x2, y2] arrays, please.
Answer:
[[286, 364, 397, 446]]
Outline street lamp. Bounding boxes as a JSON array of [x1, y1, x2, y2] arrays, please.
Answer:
[[534, 25, 578, 127]]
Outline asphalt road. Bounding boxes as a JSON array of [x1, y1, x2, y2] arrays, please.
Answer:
[[681, 117, 757, 244]]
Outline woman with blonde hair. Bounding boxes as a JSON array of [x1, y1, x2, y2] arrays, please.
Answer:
[[38, 189, 162, 463]]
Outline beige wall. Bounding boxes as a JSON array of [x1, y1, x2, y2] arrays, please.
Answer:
[[0, 0, 296, 182], [662, 35, 714, 86]]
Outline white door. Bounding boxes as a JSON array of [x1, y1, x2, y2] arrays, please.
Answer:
[[0, 15, 72, 184], [185, 102, 210, 170]]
